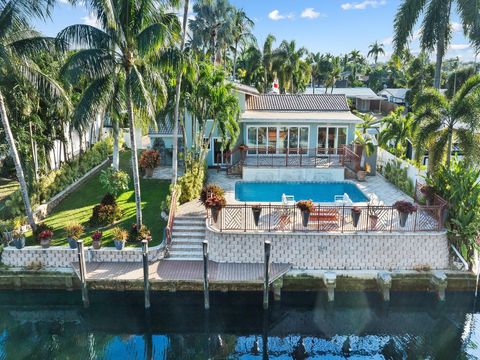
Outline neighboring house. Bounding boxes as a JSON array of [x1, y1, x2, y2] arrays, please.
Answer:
[[305, 87, 385, 113], [149, 84, 363, 167], [378, 88, 410, 105]]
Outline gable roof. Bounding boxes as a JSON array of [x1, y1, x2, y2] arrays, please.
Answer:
[[231, 82, 260, 96], [246, 94, 350, 112], [378, 88, 410, 100]]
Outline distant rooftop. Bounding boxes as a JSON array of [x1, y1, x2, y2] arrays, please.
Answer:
[[378, 88, 410, 100], [246, 94, 350, 112], [305, 87, 377, 98], [231, 82, 260, 96]]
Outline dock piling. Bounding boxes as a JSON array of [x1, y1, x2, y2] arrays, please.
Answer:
[[76, 240, 89, 308], [377, 272, 392, 302], [430, 271, 448, 301], [203, 240, 210, 310], [142, 240, 150, 309], [263, 240, 271, 310], [323, 272, 337, 302]]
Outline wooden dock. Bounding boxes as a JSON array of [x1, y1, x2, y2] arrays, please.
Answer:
[[72, 260, 291, 285]]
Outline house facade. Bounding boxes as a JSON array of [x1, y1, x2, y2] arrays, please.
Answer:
[[149, 84, 363, 167]]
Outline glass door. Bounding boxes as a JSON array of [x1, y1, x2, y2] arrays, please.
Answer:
[[212, 138, 232, 165]]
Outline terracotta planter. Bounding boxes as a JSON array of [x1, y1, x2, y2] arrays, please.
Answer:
[[252, 207, 262, 227], [357, 170, 367, 182], [92, 240, 102, 250], [40, 238, 51, 249], [145, 167, 154, 177], [302, 211, 310, 227], [211, 207, 221, 223], [351, 210, 361, 228], [398, 211, 409, 227]]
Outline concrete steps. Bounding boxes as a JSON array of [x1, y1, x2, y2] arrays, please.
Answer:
[[167, 215, 206, 261]]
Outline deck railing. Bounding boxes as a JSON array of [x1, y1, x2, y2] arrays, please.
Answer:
[[165, 188, 178, 247], [208, 202, 445, 233]]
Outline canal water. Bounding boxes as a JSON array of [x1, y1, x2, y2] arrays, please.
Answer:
[[0, 290, 479, 359]]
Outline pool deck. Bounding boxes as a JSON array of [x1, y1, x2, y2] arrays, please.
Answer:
[[208, 170, 413, 205]]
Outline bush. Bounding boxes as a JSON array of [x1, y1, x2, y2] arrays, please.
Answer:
[[90, 203, 121, 226], [99, 167, 130, 197], [380, 160, 414, 197], [129, 224, 152, 242], [101, 193, 117, 206], [177, 156, 206, 203], [139, 150, 160, 170]]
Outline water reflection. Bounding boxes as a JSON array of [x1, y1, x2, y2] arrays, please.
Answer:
[[0, 290, 478, 359]]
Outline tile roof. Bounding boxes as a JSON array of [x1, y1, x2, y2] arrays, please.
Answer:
[[149, 122, 183, 135], [246, 94, 349, 112], [305, 87, 377, 98]]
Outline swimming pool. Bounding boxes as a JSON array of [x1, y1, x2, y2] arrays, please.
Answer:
[[235, 181, 369, 203]]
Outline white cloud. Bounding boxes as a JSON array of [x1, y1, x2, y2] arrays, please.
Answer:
[[341, 0, 386, 10], [451, 22, 463, 32], [82, 12, 101, 28], [382, 36, 393, 45], [57, 0, 69, 3], [268, 9, 294, 21], [301, 8, 321, 19], [449, 44, 470, 50]]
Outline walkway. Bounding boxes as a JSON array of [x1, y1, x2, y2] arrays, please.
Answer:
[[72, 260, 291, 284]]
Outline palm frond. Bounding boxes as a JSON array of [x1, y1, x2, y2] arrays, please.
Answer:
[[129, 64, 155, 120], [9, 36, 66, 57], [136, 13, 180, 57], [393, 0, 427, 54], [60, 49, 115, 83], [57, 24, 111, 50]]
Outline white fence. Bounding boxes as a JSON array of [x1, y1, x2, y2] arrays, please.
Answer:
[[377, 148, 426, 185]]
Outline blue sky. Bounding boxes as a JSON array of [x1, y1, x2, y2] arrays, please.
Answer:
[[35, 0, 475, 62]]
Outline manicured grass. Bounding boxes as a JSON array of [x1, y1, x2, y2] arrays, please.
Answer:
[[0, 178, 18, 210], [27, 151, 169, 247]]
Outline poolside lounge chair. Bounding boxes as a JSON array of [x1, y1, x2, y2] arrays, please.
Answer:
[[282, 193, 295, 206], [334, 193, 353, 205]]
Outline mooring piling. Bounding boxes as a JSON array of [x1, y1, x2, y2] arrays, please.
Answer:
[[263, 240, 271, 310], [76, 240, 89, 308], [142, 240, 150, 309], [203, 240, 210, 310]]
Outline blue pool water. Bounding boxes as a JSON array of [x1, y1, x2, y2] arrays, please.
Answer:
[[235, 181, 369, 203]]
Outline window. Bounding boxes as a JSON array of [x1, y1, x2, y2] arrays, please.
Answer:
[[317, 127, 348, 154], [246, 126, 310, 155]]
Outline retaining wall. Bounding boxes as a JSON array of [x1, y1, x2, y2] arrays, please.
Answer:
[[1, 245, 164, 268], [206, 227, 450, 270]]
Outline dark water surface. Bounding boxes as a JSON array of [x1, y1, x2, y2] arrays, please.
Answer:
[[0, 290, 479, 359]]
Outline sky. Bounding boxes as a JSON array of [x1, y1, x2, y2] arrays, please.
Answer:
[[35, 0, 477, 62]]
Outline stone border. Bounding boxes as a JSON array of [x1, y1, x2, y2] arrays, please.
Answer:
[[206, 224, 450, 270], [33, 158, 111, 220], [1, 243, 165, 268]]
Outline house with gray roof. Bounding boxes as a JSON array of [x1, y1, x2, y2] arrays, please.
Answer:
[[149, 84, 363, 167], [304, 87, 385, 113], [378, 88, 410, 105]]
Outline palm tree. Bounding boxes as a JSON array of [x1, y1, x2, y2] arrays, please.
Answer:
[[393, 0, 478, 89], [172, 0, 190, 185], [0, 0, 65, 231], [355, 111, 381, 134], [58, 0, 180, 227], [348, 50, 364, 80], [230, 8, 255, 80], [262, 34, 276, 92], [324, 56, 342, 93], [272, 40, 307, 93], [189, 0, 234, 65], [367, 41, 385, 64], [413, 74, 480, 171], [378, 106, 415, 157]]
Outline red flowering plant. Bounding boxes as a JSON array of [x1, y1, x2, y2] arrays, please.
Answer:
[[204, 194, 226, 210], [139, 150, 160, 170], [38, 230, 54, 240], [91, 231, 103, 242], [393, 200, 417, 214]]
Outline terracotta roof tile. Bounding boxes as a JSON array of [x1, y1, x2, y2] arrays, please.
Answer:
[[246, 94, 349, 111]]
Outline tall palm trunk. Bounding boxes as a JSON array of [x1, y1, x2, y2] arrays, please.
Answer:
[[126, 68, 143, 227], [433, 40, 444, 89], [172, 0, 189, 185], [232, 41, 239, 79], [0, 90, 36, 231], [446, 127, 453, 166], [112, 119, 120, 170]]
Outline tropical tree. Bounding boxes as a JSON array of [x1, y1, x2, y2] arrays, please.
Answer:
[[348, 49, 364, 80], [355, 111, 380, 134], [230, 8, 255, 80], [367, 41, 385, 64], [378, 106, 415, 157], [58, 0, 180, 227], [272, 40, 308, 93], [324, 56, 342, 93], [393, 0, 479, 89], [413, 74, 480, 171], [0, 0, 67, 231], [189, 0, 234, 65]]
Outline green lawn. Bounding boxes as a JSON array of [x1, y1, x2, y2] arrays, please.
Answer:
[[0, 178, 18, 211], [27, 151, 169, 247]]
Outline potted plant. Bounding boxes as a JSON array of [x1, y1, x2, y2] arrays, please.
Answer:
[[139, 149, 160, 177], [0, 219, 14, 245], [357, 166, 367, 181], [39, 229, 54, 249], [393, 200, 417, 227], [354, 130, 375, 173], [296, 200, 315, 227], [91, 231, 103, 250], [252, 205, 262, 227], [351, 206, 362, 228], [65, 222, 85, 249], [11, 229, 25, 249], [129, 224, 152, 242], [204, 194, 226, 223], [112, 227, 129, 250]]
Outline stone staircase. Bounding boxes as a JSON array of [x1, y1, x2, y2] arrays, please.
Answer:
[[167, 215, 206, 260]]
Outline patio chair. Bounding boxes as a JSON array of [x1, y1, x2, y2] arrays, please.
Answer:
[[282, 193, 295, 206], [334, 193, 353, 205]]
